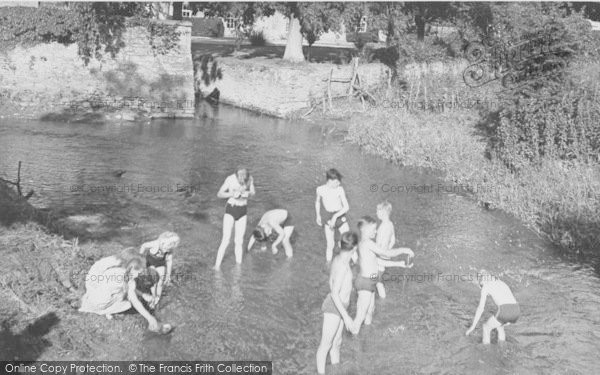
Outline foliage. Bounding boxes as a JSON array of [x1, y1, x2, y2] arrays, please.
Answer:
[[248, 30, 266, 46], [189, 18, 224, 37], [479, 5, 600, 169], [194, 55, 223, 87], [0, 3, 181, 64]]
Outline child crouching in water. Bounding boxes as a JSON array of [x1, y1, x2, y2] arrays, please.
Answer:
[[316, 232, 359, 374], [139, 231, 180, 309]]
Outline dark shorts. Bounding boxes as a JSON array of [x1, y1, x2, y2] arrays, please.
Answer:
[[322, 210, 348, 230], [146, 253, 166, 269], [225, 203, 247, 221], [496, 303, 520, 325], [321, 293, 349, 318], [282, 211, 293, 228], [136, 267, 160, 292], [355, 275, 377, 292]]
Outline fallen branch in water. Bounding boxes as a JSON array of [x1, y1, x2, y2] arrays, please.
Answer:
[[0, 161, 34, 200]]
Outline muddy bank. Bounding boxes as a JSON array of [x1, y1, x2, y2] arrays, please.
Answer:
[[206, 56, 389, 118]]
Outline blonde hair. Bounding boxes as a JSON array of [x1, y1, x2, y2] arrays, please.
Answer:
[[158, 231, 180, 252], [377, 200, 392, 214]]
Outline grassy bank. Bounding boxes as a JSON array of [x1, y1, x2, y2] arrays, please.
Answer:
[[0, 184, 146, 360], [345, 63, 600, 261]]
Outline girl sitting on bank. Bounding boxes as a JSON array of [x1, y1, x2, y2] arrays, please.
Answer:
[[79, 248, 166, 332]]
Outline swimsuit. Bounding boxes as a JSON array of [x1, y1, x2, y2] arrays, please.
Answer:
[[355, 275, 377, 292], [321, 293, 349, 317], [146, 252, 166, 268], [322, 210, 347, 229], [496, 303, 520, 324], [225, 202, 247, 221]]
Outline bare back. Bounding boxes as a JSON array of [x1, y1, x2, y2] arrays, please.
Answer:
[[483, 280, 517, 306], [330, 255, 353, 304]]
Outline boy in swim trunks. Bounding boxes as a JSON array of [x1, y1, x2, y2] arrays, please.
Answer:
[[247, 208, 295, 257], [315, 168, 350, 262], [316, 232, 358, 374], [352, 216, 415, 335], [466, 270, 520, 344], [375, 201, 414, 299]]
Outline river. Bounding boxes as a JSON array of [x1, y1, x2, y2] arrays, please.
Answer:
[[1, 105, 599, 374]]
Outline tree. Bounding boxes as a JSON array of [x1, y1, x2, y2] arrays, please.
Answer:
[[401, 2, 458, 41]]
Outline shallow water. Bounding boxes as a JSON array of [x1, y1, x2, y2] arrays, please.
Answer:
[[1, 105, 599, 374]]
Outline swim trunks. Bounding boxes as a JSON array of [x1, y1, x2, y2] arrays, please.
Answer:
[[321, 293, 349, 317], [322, 210, 347, 230], [282, 211, 293, 228], [355, 275, 377, 292], [496, 303, 520, 324], [225, 203, 247, 221], [146, 252, 166, 268]]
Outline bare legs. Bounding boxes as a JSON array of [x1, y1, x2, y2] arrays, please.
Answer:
[[214, 214, 246, 270], [482, 316, 504, 344], [316, 314, 345, 374], [324, 223, 349, 262], [353, 290, 375, 335], [273, 226, 295, 258]]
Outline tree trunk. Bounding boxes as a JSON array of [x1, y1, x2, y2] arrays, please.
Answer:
[[283, 15, 305, 62], [415, 14, 425, 41], [172, 2, 183, 20]]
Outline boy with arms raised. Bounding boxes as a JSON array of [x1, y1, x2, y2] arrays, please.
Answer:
[[375, 201, 414, 298], [353, 216, 414, 334], [466, 270, 520, 344], [315, 168, 350, 263], [316, 232, 359, 374]]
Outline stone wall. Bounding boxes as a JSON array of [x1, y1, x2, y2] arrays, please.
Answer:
[[212, 56, 389, 118], [0, 20, 194, 119]]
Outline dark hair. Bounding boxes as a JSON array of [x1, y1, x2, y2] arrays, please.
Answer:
[[357, 215, 376, 230], [340, 232, 359, 251], [252, 228, 267, 242], [325, 168, 342, 181], [236, 167, 251, 185]]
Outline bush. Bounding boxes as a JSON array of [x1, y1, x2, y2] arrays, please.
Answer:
[[0, 6, 78, 49], [189, 18, 224, 37], [248, 30, 266, 46]]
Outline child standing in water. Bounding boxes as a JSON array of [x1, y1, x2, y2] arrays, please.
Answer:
[[139, 231, 180, 309], [315, 168, 350, 262], [374, 201, 414, 299], [316, 232, 358, 374], [214, 168, 255, 270], [353, 216, 414, 335], [466, 270, 520, 344], [247, 208, 295, 257]]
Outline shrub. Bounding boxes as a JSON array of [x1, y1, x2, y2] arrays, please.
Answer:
[[248, 30, 266, 46], [190, 18, 224, 37]]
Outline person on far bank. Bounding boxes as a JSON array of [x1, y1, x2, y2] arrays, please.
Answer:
[[247, 208, 295, 257], [466, 270, 520, 344], [315, 168, 350, 263], [214, 168, 255, 270]]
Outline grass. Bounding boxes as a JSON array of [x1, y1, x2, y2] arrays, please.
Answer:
[[0, 183, 145, 360], [346, 60, 600, 262]]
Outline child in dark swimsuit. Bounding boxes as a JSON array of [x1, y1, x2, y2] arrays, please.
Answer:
[[139, 231, 180, 309]]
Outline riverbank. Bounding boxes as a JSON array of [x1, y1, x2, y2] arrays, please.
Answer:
[[346, 104, 600, 264], [193, 46, 390, 118]]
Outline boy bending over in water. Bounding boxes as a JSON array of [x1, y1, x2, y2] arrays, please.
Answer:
[[315, 168, 350, 263], [466, 270, 520, 344], [247, 209, 295, 257], [316, 232, 359, 374], [353, 216, 414, 334], [375, 201, 414, 299], [139, 231, 180, 309]]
